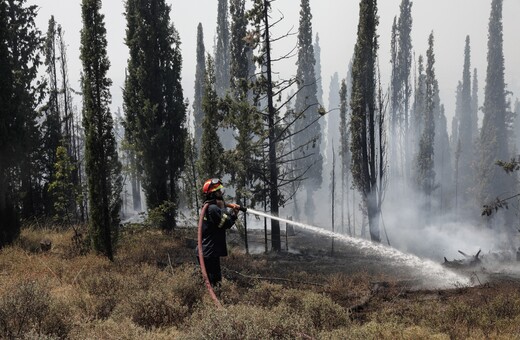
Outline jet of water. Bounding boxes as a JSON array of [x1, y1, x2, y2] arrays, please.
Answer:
[[246, 208, 472, 288]]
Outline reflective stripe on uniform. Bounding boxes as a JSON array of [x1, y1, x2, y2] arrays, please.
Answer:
[[218, 213, 230, 228]]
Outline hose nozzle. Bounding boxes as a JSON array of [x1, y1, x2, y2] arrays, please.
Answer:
[[226, 203, 247, 212]]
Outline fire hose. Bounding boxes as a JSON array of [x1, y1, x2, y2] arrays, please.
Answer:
[[197, 202, 247, 308]]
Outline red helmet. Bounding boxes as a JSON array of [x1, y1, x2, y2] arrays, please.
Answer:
[[202, 178, 223, 195]]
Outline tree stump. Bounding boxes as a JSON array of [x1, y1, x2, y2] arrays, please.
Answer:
[[40, 239, 52, 252]]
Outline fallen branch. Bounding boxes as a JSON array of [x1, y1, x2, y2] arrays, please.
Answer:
[[226, 269, 324, 287]]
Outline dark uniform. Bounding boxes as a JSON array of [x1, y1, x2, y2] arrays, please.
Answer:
[[198, 200, 237, 286]]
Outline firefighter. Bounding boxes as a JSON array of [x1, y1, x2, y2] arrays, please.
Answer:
[[197, 178, 240, 287]]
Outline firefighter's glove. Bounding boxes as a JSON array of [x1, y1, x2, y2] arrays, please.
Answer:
[[227, 203, 241, 216]]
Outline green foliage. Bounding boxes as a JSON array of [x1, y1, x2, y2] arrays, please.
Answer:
[[349, 0, 381, 242], [193, 23, 206, 150], [0, 0, 43, 245], [481, 157, 520, 216], [123, 0, 187, 227], [197, 55, 225, 183], [415, 33, 437, 202], [145, 201, 177, 230], [293, 0, 323, 194], [80, 0, 122, 260], [215, 0, 231, 97], [478, 0, 512, 210], [48, 146, 78, 226], [181, 129, 200, 213]]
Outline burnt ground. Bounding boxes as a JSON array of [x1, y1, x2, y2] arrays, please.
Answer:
[[222, 227, 520, 291]]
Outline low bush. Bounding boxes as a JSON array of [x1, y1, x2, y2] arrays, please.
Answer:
[[181, 304, 310, 339], [0, 280, 72, 339]]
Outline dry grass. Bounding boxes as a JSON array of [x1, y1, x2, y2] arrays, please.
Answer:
[[1, 224, 520, 339]]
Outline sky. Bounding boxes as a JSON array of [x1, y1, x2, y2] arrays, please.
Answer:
[[28, 0, 520, 131]]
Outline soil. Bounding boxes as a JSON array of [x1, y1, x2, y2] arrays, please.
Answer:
[[221, 227, 520, 314]]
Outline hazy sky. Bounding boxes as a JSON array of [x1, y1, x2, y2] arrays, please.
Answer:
[[29, 0, 520, 126]]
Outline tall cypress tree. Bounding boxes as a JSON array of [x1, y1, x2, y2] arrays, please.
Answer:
[[293, 0, 323, 222], [215, 0, 234, 149], [124, 0, 187, 230], [411, 55, 426, 161], [198, 55, 225, 182], [229, 0, 261, 209], [193, 23, 206, 150], [389, 0, 413, 180], [349, 0, 380, 242], [397, 0, 413, 179], [0, 1, 17, 246], [314, 33, 323, 106], [415, 32, 436, 217], [514, 99, 520, 153], [215, 0, 231, 97], [434, 86, 451, 213], [457, 36, 474, 203], [0, 0, 42, 245], [478, 0, 512, 227], [80, 0, 122, 260], [339, 79, 352, 235], [471, 68, 479, 144]]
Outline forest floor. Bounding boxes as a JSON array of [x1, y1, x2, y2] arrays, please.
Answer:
[[1, 223, 520, 339]]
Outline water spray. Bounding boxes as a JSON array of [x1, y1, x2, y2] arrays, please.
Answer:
[[198, 203, 471, 307], [241, 207, 471, 288]]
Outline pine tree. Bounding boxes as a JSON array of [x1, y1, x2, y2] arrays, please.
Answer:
[[193, 23, 206, 150], [293, 0, 323, 222], [478, 0, 512, 228], [349, 0, 381, 242], [246, 0, 281, 251], [80, 0, 122, 260]]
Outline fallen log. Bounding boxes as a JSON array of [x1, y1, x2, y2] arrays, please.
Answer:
[[443, 249, 482, 268]]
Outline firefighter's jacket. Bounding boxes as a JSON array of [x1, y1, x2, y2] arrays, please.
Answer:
[[199, 201, 237, 257]]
